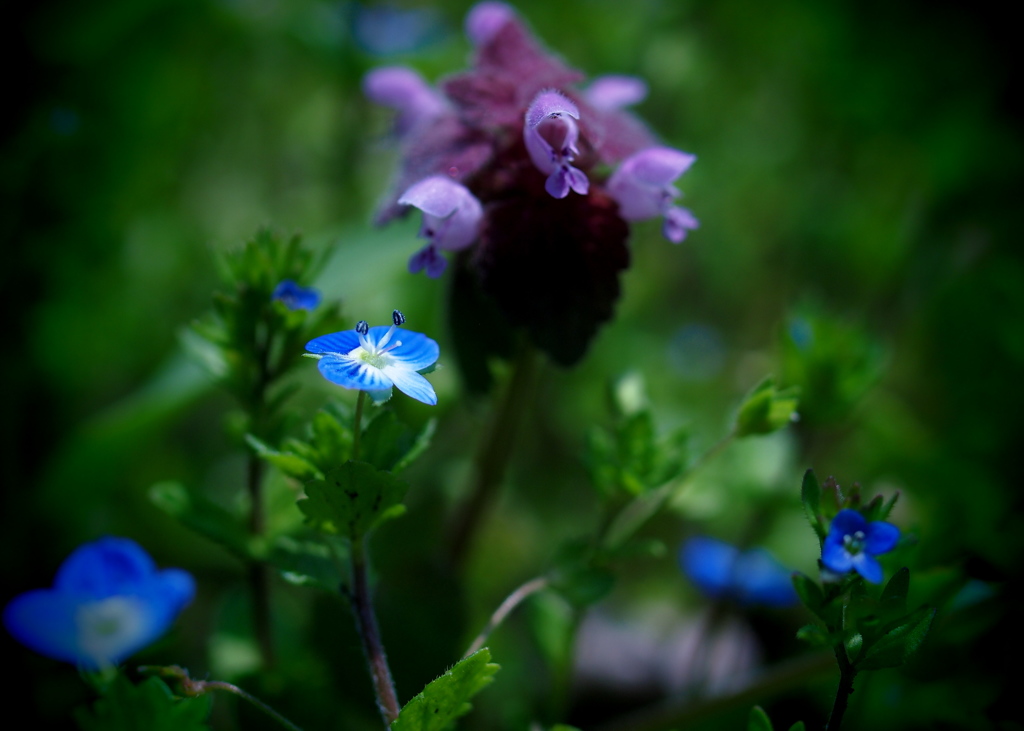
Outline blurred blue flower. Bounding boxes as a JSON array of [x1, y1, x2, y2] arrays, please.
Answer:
[[272, 280, 321, 310], [3, 537, 195, 669], [680, 536, 798, 607], [305, 310, 439, 405], [821, 509, 900, 584]]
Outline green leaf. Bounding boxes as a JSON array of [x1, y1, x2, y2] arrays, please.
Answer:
[[361, 412, 437, 474], [788, 722, 807, 731], [795, 623, 834, 647], [855, 606, 936, 671], [792, 572, 825, 616], [880, 567, 910, 615], [298, 460, 408, 541], [246, 435, 322, 482], [527, 591, 576, 675], [735, 377, 799, 437], [75, 676, 211, 731], [390, 649, 500, 731], [801, 469, 826, 540], [550, 565, 615, 609], [747, 705, 774, 731], [311, 409, 351, 467], [266, 536, 345, 592], [149, 482, 251, 560]]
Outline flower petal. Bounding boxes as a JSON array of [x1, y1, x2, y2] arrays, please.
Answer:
[[525, 90, 579, 128], [409, 244, 448, 278], [830, 509, 868, 538], [821, 539, 854, 574], [733, 549, 798, 607], [584, 75, 648, 111], [385, 329, 440, 371], [318, 355, 393, 392], [864, 520, 900, 555], [306, 330, 361, 355], [363, 67, 446, 134], [852, 553, 884, 584], [679, 537, 739, 598], [54, 537, 156, 597], [384, 366, 437, 405], [399, 176, 483, 251], [620, 147, 696, 186], [3, 589, 85, 665], [663, 206, 699, 243], [465, 1, 516, 46]]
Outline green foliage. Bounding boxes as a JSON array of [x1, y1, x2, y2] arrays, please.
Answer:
[[266, 535, 345, 592], [801, 469, 827, 541], [390, 649, 500, 731], [748, 705, 774, 731], [734, 377, 800, 437], [361, 411, 437, 474], [75, 676, 211, 731], [584, 374, 689, 500], [149, 481, 251, 560], [855, 606, 936, 671], [298, 460, 408, 542]]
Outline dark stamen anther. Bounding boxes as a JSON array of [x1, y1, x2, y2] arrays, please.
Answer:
[[392, 310, 406, 326], [356, 320, 369, 335]]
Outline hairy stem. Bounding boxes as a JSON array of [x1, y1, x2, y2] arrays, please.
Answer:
[[447, 344, 538, 567], [352, 390, 366, 461], [464, 576, 550, 658], [350, 537, 401, 726]]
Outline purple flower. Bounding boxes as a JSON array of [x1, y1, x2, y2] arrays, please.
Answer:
[[272, 279, 321, 310], [306, 310, 440, 405], [363, 67, 447, 136], [361, 2, 696, 367], [583, 75, 648, 111], [524, 90, 589, 199], [607, 147, 699, 243], [821, 509, 900, 584], [398, 176, 483, 278], [3, 537, 194, 669], [680, 537, 798, 608]]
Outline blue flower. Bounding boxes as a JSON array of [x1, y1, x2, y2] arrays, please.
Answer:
[[272, 279, 321, 310], [305, 310, 440, 405], [680, 537, 798, 608], [2, 537, 195, 669], [821, 509, 900, 584]]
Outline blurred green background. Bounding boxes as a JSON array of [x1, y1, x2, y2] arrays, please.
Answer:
[[3, 0, 1021, 729]]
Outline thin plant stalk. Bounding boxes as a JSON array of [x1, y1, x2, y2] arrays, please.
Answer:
[[826, 641, 857, 730], [464, 576, 550, 658]]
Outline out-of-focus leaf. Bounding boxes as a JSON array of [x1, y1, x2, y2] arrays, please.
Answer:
[[856, 606, 936, 671], [735, 377, 799, 437], [801, 469, 826, 541], [246, 435, 321, 482], [267, 536, 345, 593], [390, 649, 499, 731], [298, 460, 408, 541], [747, 705, 774, 731], [75, 676, 211, 731], [149, 482, 250, 560]]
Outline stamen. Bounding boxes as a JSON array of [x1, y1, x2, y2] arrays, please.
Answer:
[[355, 320, 369, 336], [380, 339, 403, 355], [355, 319, 372, 349], [393, 309, 406, 326]]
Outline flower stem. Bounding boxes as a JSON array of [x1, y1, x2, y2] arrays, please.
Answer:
[[247, 451, 274, 667], [826, 641, 857, 730], [447, 343, 538, 567], [350, 536, 401, 726], [352, 390, 367, 462], [464, 576, 549, 658], [139, 666, 303, 731]]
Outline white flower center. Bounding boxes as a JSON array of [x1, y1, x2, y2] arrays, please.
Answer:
[[76, 596, 148, 666], [842, 530, 867, 555]]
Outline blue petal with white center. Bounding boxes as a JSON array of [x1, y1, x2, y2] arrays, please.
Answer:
[[306, 317, 440, 405], [821, 509, 900, 584], [2, 537, 195, 669]]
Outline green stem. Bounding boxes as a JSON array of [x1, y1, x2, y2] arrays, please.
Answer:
[[352, 390, 367, 462], [826, 641, 857, 730], [247, 324, 274, 667], [447, 343, 538, 567], [350, 537, 401, 726], [464, 576, 550, 658]]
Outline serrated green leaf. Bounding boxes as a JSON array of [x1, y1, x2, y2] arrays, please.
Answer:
[[75, 676, 211, 731], [298, 460, 408, 541], [856, 606, 936, 671], [360, 411, 435, 473], [747, 705, 774, 731], [390, 649, 500, 731], [149, 482, 250, 559]]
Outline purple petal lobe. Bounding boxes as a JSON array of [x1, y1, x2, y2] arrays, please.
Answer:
[[399, 176, 483, 251], [525, 91, 589, 197], [620, 147, 696, 185], [584, 75, 648, 111], [409, 244, 448, 278], [465, 2, 516, 46], [663, 206, 699, 243], [608, 147, 697, 238], [864, 521, 900, 555], [363, 67, 446, 134]]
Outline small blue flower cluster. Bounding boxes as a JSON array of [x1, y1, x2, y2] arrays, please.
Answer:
[[680, 537, 798, 608], [821, 509, 900, 584]]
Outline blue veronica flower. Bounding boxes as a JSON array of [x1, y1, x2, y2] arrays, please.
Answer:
[[2, 537, 195, 669], [272, 279, 321, 310], [821, 509, 900, 584], [305, 310, 440, 405], [680, 536, 798, 608]]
